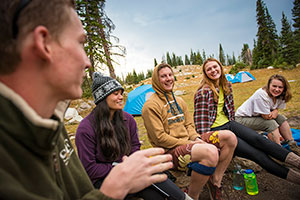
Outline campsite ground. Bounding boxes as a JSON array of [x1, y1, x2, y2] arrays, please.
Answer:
[[66, 64, 300, 200]]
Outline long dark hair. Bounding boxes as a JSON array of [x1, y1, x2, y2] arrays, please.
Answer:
[[90, 100, 131, 161]]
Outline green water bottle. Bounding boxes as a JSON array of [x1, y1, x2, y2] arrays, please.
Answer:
[[244, 169, 259, 195]]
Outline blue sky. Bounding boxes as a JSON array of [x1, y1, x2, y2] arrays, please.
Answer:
[[105, 0, 294, 77]]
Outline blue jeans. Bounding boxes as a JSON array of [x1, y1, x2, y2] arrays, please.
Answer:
[[211, 121, 290, 179]]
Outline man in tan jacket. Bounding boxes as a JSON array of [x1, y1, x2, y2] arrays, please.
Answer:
[[142, 63, 237, 200]]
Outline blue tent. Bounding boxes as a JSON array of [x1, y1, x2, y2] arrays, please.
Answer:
[[231, 71, 255, 84], [225, 74, 234, 82], [123, 84, 155, 116]]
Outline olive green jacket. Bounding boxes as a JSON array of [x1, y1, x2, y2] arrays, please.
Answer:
[[0, 82, 113, 200]]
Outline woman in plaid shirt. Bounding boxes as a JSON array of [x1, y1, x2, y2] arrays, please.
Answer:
[[194, 58, 300, 185]]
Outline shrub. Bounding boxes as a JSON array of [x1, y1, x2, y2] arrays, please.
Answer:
[[229, 62, 247, 74]]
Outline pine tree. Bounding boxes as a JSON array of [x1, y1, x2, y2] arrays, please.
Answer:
[[279, 12, 298, 65], [196, 50, 203, 65], [132, 69, 138, 84], [146, 69, 153, 78], [166, 52, 172, 66], [190, 49, 195, 64], [76, 0, 125, 79], [202, 49, 207, 61], [232, 52, 236, 64], [265, 9, 279, 62], [172, 53, 177, 67], [154, 58, 158, 67], [252, 0, 278, 68], [292, 0, 300, 63], [185, 54, 190, 65], [161, 54, 166, 64], [219, 44, 226, 65]]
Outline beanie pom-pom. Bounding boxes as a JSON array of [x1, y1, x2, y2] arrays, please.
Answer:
[[92, 71, 103, 80]]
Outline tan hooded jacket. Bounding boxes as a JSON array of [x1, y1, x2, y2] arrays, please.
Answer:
[[142, 65, 199, 150]]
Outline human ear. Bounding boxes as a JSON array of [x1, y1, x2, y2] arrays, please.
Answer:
[[33, 26, 52, 62]]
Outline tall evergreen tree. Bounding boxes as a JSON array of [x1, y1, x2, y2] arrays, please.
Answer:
[[265, 9, 279, 62], [202, 49, 207, 61], [190, 49, 196, 65], [172, 53, 177, 67], [185, 54, 190, 65], [292, 0, 300, 63], [154, 58, 158, 67], [166, 52, 172, 66], [195, 50, 203, 65], [132, 69, 138, 84], [232, 52, 236, 64], [252, 0, 278, 68], [76, 0, 125, 79], [161, 54, 166, 64], [219, 44, 226, 65], [146, 69, 153, 78], [279, 12, 298, 65]]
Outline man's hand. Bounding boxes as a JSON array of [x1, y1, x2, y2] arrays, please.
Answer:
[[99, 148, 172, 199], [191, 137, 206, 144]]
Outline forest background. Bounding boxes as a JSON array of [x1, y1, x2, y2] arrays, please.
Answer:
[[76, 0, 300, 97]]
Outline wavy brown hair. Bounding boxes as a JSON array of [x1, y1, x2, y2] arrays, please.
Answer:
[[198, 58, 230, 102], [263, 74, 292, 102]]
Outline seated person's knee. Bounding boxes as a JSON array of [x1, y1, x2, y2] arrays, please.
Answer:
[[191, 144, 218, 166], [219, 130, 237, 148]]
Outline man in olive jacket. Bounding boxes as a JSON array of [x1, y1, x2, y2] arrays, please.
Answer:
[[0, 1, 172, 199]]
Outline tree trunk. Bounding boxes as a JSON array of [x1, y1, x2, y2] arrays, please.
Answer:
[[98, 18, 116, 79]]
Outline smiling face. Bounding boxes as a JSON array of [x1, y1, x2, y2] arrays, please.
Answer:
[[204, 61, 222, 81], [46, 8, 91, 100], [158, 67, 174, 92], [106, 89, 124, 111], [268, 79, 284, 97]]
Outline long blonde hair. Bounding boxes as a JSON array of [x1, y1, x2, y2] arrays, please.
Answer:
[[198, 58, 230, 102]]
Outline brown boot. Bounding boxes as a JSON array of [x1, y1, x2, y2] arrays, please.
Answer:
[[288, 140, 300, 156]]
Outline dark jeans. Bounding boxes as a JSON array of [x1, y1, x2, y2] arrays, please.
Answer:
[[94, 177, 185, 200], [211, 121, 290, 179]]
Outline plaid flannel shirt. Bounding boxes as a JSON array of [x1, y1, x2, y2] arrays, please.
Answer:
[[194, 83, 235, 135]]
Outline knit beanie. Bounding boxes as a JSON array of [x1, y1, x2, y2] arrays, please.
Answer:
[[92, 72, 124, 105]]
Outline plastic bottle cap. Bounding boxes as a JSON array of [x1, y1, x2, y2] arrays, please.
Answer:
[[245, 169, 253, 174]]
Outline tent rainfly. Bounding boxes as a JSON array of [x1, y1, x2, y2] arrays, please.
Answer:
[[225, 74, 234, 82], [123, 84, 155, 116], [231, 71, 255, 84]]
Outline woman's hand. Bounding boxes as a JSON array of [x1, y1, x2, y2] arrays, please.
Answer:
[[270, 109, 279, 119], [261, 114, 272, 120]]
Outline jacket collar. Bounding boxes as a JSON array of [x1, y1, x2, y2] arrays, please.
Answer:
[[0, 82, 69, 130]]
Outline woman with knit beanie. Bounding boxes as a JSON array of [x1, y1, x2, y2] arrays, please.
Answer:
[[76, 72, 192, 200], [194, 58, 300, 185]]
